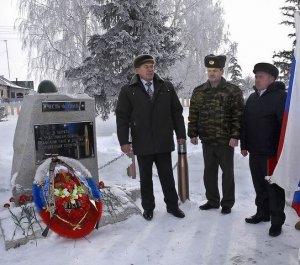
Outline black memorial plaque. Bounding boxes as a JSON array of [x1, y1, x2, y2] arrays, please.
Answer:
[[34, 121, 94, 163], [42, 101, 85, 112]]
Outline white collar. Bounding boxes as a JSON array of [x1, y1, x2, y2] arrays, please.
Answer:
[[141, 79, 153, 85], [259, 89, 266, 96]]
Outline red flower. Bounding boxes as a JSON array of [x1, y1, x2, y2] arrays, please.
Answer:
[[18, 194, 27, 205], [66, 182, 75, 191], [3, 203, 10, 208], [55, 183, 64, 189], [64, 196, 71, 203], [19, 194, 27, 201], [98, 181, 105, 189], [18, 199, 25, 205]]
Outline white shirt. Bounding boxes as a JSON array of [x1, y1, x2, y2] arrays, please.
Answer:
[[141, 79, 154, 94], [259, 89, 267, 96]]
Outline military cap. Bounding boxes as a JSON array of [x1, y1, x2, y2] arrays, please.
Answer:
[[253, 63, 279, 78], [37, 80, 58, 93], [204, 54, 226, 68], [133, 54, 155, 68]]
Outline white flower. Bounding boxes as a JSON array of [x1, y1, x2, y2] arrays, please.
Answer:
[[54, 189, 60, 196], [62, 188, 70, 198]]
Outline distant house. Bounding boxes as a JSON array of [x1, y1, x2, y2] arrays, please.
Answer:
[[0, 76, 33, 102], [11, 79, 34, 90]]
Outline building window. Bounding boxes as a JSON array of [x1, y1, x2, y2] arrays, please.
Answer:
[[11, 92, 15, 98]]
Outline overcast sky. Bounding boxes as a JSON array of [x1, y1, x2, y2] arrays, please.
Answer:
[[0, 0, 27, 83], [221, 0, 292, 75], [0, 0, 294, 86]]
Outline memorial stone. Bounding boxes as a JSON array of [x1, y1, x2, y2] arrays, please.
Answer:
[[11, 88, 99, 200]]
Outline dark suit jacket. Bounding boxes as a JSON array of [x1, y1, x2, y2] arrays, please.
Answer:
[[116, 73, 186, 155]]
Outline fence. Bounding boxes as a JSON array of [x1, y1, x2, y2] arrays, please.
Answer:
[[0, 103, 22, 116]]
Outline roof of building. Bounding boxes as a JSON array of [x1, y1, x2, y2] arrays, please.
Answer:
[[0, 76, 31, 90]]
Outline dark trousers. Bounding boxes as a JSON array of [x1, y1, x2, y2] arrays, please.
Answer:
[[249, 154, 286, 225], [202, 144, 235, 208], [136, 152, 178, 211], [269, 183, 286, 226], [249, 154, 270, 217]]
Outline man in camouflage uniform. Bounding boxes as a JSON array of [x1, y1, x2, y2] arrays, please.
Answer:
[[188, 54, 244, 214]]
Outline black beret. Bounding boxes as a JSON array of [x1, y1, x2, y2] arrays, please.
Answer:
[[37, 80, 57, 93], [134, 54, 155, 68], [204, 54, 226, 68], [253, 63, 279, 78]]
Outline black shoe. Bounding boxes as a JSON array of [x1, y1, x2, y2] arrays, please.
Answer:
[[143, 210, 153, 221], [245, 214, 270, 224], [199, 202, 219, 210], [167, 207, 185, 218], [269, 225, 282, 237], [221, 207, 231, 214]]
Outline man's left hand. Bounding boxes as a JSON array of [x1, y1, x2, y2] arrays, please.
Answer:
[[229, 138, 238, 147], [177, 138, 186, 145]]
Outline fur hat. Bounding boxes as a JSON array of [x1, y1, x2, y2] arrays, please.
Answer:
[[253, 63, 279, 78], [204, 54, 226, 68], [133, 54, 155, 68]]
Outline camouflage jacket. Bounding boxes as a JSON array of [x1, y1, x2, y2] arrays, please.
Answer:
[[188, 77, 244, 145]]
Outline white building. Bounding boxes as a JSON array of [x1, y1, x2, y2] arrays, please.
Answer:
[[0, 76, 32, 102]]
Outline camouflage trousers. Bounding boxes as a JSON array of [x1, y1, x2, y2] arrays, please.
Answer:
[[202, 144, 235, 208]]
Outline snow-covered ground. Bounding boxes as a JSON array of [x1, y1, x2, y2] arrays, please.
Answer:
[[0, 109, 299, 265]]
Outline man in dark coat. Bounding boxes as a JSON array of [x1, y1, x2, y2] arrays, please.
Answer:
[[116, 54, 186, 221], [241, 62, 287, 237], [188, 54, 244, 215]]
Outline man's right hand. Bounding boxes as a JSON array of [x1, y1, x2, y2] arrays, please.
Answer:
[[121, 144, 132, 154], [190, 137, 198, 145], [241, 150, 248, 157]]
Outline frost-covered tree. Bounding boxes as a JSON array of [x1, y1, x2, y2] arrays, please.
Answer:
[[17, 0, 99, 89], [273, 0, 298, 84], [158, 0, 228, 97], [227, 56, 243, 86], [226, 42, 243, 87], [66, 0, 182, 119], [241, 75, 255, 95]]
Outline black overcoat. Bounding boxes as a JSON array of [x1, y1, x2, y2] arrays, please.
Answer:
[[240, 81, 287, 156], [116, 73, 186, 155]]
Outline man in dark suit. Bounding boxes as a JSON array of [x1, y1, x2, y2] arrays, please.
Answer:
[[241, 62, 287, 237], [116, 54, 186, 221]]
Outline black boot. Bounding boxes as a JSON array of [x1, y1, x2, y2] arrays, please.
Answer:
[[199, 202, 219, 210], [143, 210, 153, 221], [167, 207, 185, 218], [245, 214, 270, 224], [269, 225, 282, 237]]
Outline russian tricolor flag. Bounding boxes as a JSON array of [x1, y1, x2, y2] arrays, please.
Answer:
[[268, 12, 300, 217]]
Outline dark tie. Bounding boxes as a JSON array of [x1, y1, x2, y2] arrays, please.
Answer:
[[145, 81, 153, 98]]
